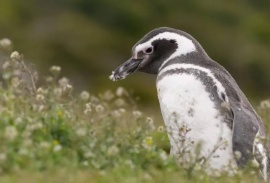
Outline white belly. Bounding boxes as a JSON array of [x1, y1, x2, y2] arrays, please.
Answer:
[[157, 73, 236, 172]]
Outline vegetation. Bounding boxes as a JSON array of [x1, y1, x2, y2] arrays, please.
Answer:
[[0, 1, 270, 182], [0, 1, 270, 102], [0, 40, 270, 183]]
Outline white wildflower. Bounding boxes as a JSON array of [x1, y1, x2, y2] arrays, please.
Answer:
[[146, 117, 153, 124], [36, 94, 45, 101], [64, 84, 73, 92], [260, 100, 270, 109], [111, 110, 121, 117], [133, 144, 140, 154], [194, 163, 202, 171], [5, 126, 18, 140], [37, 87, 49, 95], [84, 151, 95, 158], [157, 126, 165, 133], [80, 91, 90, 101], [50, 65, 61, 75], [116, 87, 126, 97], [53, 145, 62, 152], [40, 141, 50, 149], [142, 136, 153, 150], [82, 161, 89, 166], [0, 38, 12, 49], [10, 51, 21, 61], [103, 90, 114, 100], [2, 72, 11, 80], [46, 76, 53, 83], [115, 98, 125, 107], [146, 117, 155, 131], [107, 145, 119, 156], [37, 87, 44, 94], [0, 153, 7, 161], [95, 104, 104, 112], [124, 160, 135, 169], [133, 110, 142, 118], [22, 130, 31, 138], [90, 96, 99, 103], [159, 151, 168, 161], [35, 122, 43, 129], [58, 77, 69, 87], [2, 61, 10, 70], [75, 128, 87, 137], [26, 124, 35, 131], [118, 108, 126, 113], [18, 148, 28, 155], [11, 77, 20, 88], [14, 117, 23, 125], [135, 127, 142, 133], [251, 159, 260, 168], [89, 130, 96, 137], [112, 108, 125, 117], [53, 88, 62, 97], [22, 139, 33, 147], [84, 103, 92, 114], [234, 151, 241, 160]]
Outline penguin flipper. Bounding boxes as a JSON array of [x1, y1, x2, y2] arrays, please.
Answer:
[[231, 104, 259, 167], [231, 104, 268, 180]]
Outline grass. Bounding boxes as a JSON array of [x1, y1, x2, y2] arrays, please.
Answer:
[[0, 39, 270, 183]]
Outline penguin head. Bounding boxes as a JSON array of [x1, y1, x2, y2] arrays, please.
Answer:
[[110, 27, 199, 81]]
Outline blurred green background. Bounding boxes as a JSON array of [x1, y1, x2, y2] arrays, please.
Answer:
[[0, 0, 270, 107]]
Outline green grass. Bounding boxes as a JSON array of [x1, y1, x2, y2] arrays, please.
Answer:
[[0, 43, 270, 183]]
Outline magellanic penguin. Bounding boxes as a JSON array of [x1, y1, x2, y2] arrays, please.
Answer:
[[109, 27, 269, 180]]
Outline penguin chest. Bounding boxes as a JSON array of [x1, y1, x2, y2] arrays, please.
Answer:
[[157, 73, 236, 171]]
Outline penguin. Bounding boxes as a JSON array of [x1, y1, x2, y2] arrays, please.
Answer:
[[109, 27, 269, 179]]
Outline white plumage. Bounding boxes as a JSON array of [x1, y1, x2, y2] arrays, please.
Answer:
[[157, 73, 237, 172]]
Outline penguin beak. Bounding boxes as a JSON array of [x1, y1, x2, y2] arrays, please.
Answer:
[[109, 58, 142, 81]]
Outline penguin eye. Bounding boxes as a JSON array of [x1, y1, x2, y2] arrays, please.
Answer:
[[169, 39, 176, 44], [144, 47, 153, 54]]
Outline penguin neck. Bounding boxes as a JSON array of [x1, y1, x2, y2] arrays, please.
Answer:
[[158, 50, 211, 73]]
